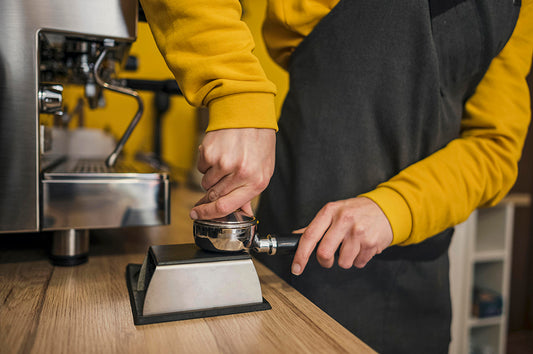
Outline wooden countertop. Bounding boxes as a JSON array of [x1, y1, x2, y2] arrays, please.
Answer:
[[0, 185, 375, 353]]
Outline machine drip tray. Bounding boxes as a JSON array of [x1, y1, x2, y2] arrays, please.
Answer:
[[41, 158, 170, 230]]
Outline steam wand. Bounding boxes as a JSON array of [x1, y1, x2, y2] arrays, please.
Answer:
[[93, 41, 144, 167]]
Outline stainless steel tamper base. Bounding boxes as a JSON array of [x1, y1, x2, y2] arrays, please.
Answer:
[[50, 229, 89, 266], [126, 244, 270, 325]]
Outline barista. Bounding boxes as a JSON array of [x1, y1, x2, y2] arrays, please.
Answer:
[[140, 0, 533, 352]]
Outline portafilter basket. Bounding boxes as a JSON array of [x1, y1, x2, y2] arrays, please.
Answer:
[[193, 211, 300, 255]]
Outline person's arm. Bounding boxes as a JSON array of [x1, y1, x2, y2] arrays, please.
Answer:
[[140, 0, 278, 219], [292, 2, 533, 274], [362, 2, 533, 246]]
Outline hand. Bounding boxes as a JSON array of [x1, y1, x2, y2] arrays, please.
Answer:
[[190, 128, 276, 220], [291, 197, 393, 275]]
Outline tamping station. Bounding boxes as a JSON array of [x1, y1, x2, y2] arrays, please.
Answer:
[[126, 212, 300, 325]]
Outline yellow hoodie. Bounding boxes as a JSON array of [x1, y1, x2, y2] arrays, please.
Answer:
[[140, 0, 533, 246]]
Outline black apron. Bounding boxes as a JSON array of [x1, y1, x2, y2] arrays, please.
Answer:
[[256, 0, 520, 352]]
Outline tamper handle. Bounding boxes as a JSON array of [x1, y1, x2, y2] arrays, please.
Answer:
[[270, 233, 301, 255]]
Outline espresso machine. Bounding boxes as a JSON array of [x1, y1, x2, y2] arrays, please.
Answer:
[[0, 0, 170, 265]]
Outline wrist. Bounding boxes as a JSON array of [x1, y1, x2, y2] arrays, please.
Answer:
[[360, 186, 412, 246]]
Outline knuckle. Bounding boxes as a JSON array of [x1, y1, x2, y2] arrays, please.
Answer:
[[214, 199, 231, 215], [316, 248, 333, 262], [321, 202, 338, 217], [200, 146, 213, 163], [197, 144, 205, 156], [352, 223, 367, 237], [354, 251, 375, 269], [300, 231, 317, 243], [376, 245, 386, 254], [218, 156, 233, 172], [236, 161, 253, 178], [323, 202, 336, 213], [318, 259, 334, 269], [201, 178, 211, 191], [353, 261, 367, 269], [252, 174, 269, 192], [338, 210, 354, 225], [359, 238, 376, 250], [338, 259, 352, 270], [367, 240, 379, 249], [207, 189, 218, 202]]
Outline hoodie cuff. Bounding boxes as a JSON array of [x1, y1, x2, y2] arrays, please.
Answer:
[[206, 92, 278, 132], [360, 186, 413, 246]]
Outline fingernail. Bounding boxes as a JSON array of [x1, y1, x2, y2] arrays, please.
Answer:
[[291, 263, 301, 275], [190, 210, 198, 220]]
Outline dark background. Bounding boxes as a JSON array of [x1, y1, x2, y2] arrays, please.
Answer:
[[508, 68, 533, 350]]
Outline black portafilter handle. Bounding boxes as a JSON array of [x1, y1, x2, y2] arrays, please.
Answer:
[[253, 233, 301, 255], [273, 233, 301, 254]]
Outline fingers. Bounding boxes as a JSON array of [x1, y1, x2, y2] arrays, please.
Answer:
[[240, 201, 254, 216], [291, 204, 335, 275], [291, 197, 394, 275], [197, 145, 210, 174], [191, 185, 256, 220], [194, 173, 234, 208], [353, 247, 375, 269], [191, 171, 259, 219], [201, 166, 252, 205], [315, 215, 351, 269], [199, 152, 237, 191], [338, 237, 360, 269]]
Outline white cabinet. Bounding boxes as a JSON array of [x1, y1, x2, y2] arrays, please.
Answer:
[[449, 196, 526, 354]]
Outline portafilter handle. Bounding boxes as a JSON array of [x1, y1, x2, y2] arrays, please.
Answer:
[[253, 233, 301, 255]]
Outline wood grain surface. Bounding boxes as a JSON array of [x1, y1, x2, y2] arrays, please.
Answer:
[[0, 186, 375, 354]]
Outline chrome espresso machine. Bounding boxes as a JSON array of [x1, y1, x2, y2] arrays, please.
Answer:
[[0, 0, 170, 265]]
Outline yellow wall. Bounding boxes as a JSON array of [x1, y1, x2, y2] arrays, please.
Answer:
[[63, 0, 288, 183]]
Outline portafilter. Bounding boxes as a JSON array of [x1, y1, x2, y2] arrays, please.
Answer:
[[193, 211, 301, 255]]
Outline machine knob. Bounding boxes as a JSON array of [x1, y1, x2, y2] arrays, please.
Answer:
[[39, 84, 63, 113]]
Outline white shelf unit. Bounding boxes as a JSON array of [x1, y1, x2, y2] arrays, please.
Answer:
[[449, 202, 515, 354]]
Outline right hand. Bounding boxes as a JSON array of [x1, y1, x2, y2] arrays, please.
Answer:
[[190, 128, 276, 220], [290, 197, 393, 275]]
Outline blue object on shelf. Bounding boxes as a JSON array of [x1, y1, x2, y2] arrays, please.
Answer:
[[472, 287, 503, 318]]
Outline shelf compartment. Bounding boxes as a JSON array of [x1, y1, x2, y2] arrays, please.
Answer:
[[470, 325, 501, 354], [475, 207, 509, 253], [473, 261, 504, 293]]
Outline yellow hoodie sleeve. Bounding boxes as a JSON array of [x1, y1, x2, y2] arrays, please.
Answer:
[[362, 1, 533, 246], [139, 0, 278, 132]]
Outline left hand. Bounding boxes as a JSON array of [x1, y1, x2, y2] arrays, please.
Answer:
[[190, 128, 276, 220], [291, 197, 393, 275]]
